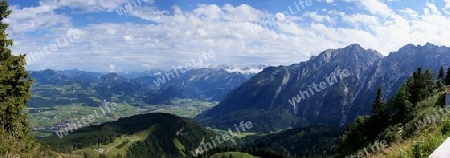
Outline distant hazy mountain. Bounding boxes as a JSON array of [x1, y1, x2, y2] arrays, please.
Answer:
[[206, 64, 270, 75], [155, 65, 268, 101], [196, 43, 450, 132], [159, 68, 252, 101], [116, 69, 163, 79], [27, 65, 264, 107], [30, 69, 103, 85], [93, 72, 145, 99]]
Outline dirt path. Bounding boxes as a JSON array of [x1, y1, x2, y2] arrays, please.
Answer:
[[104, 140, 122, 154], [104, 136, 143, 154]]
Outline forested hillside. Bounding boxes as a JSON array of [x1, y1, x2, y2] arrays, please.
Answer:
[[245, 126, 343, 157], [40, 113, 219, 157], [38, 112, 290, 158], [336, 66, 450, 157]]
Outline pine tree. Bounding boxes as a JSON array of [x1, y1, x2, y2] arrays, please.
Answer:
[[439, 66, 445, 79], [391, 84, 412, 123], [372, 88, 387, 117], [407, 74, 418, 104], [407, 67, 429, 105], [423, 69, 435, 95], [446, 66, 450, 85], [337, 115, 370, 155], [0, 0, 34, 155], [369, 88, 389, 138], [437, 66, 445, 88]]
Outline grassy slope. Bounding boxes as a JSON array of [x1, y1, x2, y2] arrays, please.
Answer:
[[211, 152, 260, 158], [70, 125, 156, 157], [351, 92, 450, 158]]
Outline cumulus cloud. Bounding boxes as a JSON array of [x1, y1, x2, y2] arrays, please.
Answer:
[[5, 0, 450, 71], [445, 0, 450, 9]]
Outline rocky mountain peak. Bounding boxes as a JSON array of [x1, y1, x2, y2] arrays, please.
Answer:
[[196, 43, 450, 133]]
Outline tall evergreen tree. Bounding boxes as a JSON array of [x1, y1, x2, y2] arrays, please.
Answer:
[[438, 66, 445, 79], [0, 0, 34, 155], [407, 67, 431, 105], [446, 66, 450, 85], [370, 88, 389, 137], [407, 74, 418, 104], [337, 115, 370, 156], [423, 69, 435, 95], [391, 84, 412, 123], [371, 88, 386, 117], [436, 66, 445, 89]]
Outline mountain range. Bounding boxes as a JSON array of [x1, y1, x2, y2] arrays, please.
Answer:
[[196, 43, 450, 132], [26, 43, 450, 157], [27, 65, 266, 108]]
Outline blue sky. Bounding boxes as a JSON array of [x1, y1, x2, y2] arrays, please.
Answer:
[[5, 0, 450, 71]]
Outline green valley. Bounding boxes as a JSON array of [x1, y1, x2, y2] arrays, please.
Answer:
[[29, 99, 217, 138]]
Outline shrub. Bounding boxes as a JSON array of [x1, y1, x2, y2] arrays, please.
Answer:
[[412, 141, 426, 158], [441, 121, 450, 135], [379, 125, 402, 143]]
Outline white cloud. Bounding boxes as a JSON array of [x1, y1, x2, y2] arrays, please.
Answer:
[[358, 0, 396, 17], [5, 0, 450, 71], [304, 12, 335, 24], [193, 4, 222, 20], [425, 3, 441, 16], [342, 14, 379, 27], [445, 0, 450, 9], [398, 8, 419, 19], [46, 0, 130, 11], [5, 3, 71, 33]]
